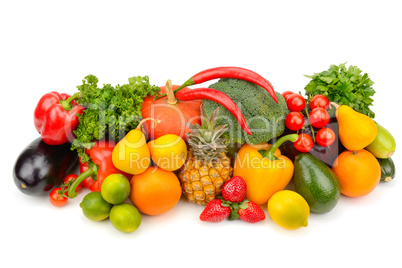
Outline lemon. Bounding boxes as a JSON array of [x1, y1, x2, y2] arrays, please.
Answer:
[[148, 134, 187, 171], [267, 190, 310, 230], [101, 174, 131, 205]]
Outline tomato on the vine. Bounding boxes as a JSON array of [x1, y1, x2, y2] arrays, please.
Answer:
[[316, 128, 336, 147], [63, 174, 81, 193], [285, 112, 304, 131], [294, 133, 314, 152], [286, 93, 306, 112], [282, 91, 294, 101], [310, 94, 329, 110], [309, 108, 330, 128], [49, 188, 68, 207]]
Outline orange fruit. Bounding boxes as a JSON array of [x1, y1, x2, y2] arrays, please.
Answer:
[[129, 167, 182, 215], [332, 149, 381, 197]]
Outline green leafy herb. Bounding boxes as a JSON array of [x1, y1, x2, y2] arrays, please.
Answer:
[[71, 75, 160, 160], [304, 63, 376, 118]]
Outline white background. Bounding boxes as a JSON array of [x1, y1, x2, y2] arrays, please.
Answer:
[[1, 0, 401, 267]]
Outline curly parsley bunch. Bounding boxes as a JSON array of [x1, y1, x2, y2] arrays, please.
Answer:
[[71, 75, 160, 161], [304, 63, 376, 118]]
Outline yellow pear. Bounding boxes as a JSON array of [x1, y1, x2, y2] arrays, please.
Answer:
[[336, 105, 377, 151], [112, 119, 158, 175], [148, 134, 187, 171]]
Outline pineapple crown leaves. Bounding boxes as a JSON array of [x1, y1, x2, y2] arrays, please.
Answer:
[[186, 106, 229, 159]]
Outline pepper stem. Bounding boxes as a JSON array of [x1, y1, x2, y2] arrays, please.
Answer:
[[165, 79, 177, 105], [172, 77, 195, 94], [67, 165, 97, 198], [154, 77, 195, 100], [60, 92, 79, 111], [260, 134, 299, 160]]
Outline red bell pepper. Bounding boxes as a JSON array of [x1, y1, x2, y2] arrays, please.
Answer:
[[34, 91, 85, 145], [67, 141, 131, 198]]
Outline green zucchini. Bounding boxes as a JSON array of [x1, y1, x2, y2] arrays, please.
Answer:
[[377, 157, 396, 182]]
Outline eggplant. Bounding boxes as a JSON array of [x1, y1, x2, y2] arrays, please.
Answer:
[[274, 104, 345, 168], [13, 137, 78, 196]]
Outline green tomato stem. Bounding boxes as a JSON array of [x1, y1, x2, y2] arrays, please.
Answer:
[[305, 105, 316, 143]]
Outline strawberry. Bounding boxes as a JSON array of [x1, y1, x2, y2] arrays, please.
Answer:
[[237, 200, 266, 223], [200, 199, 231, 222], [222, 176, 247, 202]]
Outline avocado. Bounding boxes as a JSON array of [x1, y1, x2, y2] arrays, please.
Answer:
[[293, 153, 341, 214]]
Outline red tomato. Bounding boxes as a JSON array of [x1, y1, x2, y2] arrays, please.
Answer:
[[310, 94, 329, 110], [316, 128, 336, 147], [49, 188, 68, 207], [286, 94, 306, 112], [282, 91, 294, 101], [294, 134, 314, 152], [62, 174, 81, 193], [309, 108, 330, 128], [285, 112, 304, 131]]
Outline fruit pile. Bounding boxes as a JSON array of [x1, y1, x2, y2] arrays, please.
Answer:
[[13, 64, 396, 233]]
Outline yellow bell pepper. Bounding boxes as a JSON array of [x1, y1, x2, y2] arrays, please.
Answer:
[[234, 134, 299, 205]]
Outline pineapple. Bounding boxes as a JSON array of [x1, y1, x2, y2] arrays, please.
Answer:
[[178, 106, 233, 205]]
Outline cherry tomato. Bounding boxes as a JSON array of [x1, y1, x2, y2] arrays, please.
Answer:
[[294, 133, 314, 152], [309, 108, 330, 128], [316, 128, 336, 147], [63, 174, 81, 193], [310, 94, 329, 110], [282, 91, 294, 101], [285, 112, 304, 131], [49, 188, 68, 207], [286, 93, 306, 112]]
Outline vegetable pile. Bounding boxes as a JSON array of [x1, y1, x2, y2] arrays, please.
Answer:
[[12, 63, 396, 233]]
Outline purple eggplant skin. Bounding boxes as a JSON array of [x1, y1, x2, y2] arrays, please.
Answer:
[[13, 137, 78, 196], [275, 105, 345, 168]]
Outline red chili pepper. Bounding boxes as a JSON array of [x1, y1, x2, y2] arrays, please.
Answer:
[[68, 141, 131, 198], [34, 92, 85, 145], [176, 88, 252, 135], [174, 67, 278, 104]]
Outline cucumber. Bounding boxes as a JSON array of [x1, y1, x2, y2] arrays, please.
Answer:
[[377, 157, 396, 182], [366, 123, 396, 159], [293, 153, 341, 214]]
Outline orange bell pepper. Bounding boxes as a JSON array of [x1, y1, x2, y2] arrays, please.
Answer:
[[234, 134, 299, 205]]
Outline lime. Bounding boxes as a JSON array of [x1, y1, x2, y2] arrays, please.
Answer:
[[109, 203, 142, 233], [80, 191, 113, 221], [101, 174, 131, 205], [267, 190, 310, 230]]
